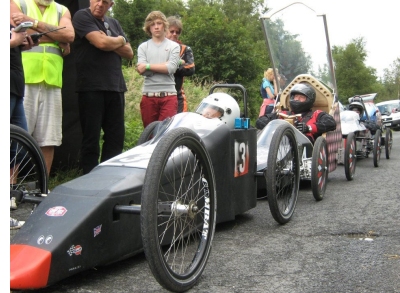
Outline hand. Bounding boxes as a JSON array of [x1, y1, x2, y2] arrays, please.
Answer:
[[59, 42, 70, 56], [20, 35, 35, 51], [296, 122, 310, 133], [10, 29, 27, 48], [11, 12, 31, 26]]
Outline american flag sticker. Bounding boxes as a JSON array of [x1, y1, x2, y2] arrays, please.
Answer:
[[93, 224, 102, 237]]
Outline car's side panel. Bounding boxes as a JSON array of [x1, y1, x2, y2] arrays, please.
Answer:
[[202, 127, 257, 223]]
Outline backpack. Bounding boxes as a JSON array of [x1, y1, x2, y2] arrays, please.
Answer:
[[260, 81, 268, 99]]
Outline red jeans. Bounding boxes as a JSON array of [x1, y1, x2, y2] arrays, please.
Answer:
[[140, 95, 178, 128]]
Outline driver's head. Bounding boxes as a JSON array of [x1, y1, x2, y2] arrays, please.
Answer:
[[201, 104, 223, 119], [348, 101, 364, 118], [196, 93, 240, 128], [289, 83, 316, 113]]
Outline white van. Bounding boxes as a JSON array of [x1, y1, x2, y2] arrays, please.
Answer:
[[376, 100, 400, 130]]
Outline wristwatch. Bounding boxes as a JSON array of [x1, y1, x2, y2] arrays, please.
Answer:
[[33, 19, 39, 29]]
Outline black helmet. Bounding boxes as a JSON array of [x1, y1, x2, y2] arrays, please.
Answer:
[[348, 101, 364, 117], [289, 83, 316, 113]]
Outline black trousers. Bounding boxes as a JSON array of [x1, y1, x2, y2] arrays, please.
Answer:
[[78, 91, 125, 174]]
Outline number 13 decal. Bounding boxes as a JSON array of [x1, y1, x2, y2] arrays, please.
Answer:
[[234, 140, 249, 177]]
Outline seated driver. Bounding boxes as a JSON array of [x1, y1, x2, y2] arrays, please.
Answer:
[[348, 99, 379, 135], [256, 83, 336, 143], [348, 101, 364, 118], [196, 93, 240, 129]]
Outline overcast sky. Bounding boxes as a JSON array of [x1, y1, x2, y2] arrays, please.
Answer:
[[265, 0, 399, 78]]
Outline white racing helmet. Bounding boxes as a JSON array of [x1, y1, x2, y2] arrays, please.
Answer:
[[196, 92, 240, 129]]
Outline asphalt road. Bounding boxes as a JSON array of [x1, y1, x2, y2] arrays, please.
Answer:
[[12, 131, 400, 293]]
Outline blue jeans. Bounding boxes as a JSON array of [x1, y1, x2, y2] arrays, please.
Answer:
[[10, 94, 28, 168], [10, 93, 28, 131]]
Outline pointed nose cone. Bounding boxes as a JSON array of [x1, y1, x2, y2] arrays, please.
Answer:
[[10, 244, 52, 289]]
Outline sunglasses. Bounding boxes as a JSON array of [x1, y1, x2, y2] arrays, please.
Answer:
[[169, 30, 181, 35], [104, 22, 111, 36]]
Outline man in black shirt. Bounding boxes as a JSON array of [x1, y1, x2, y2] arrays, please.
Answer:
[[73, 0, 133, 174]]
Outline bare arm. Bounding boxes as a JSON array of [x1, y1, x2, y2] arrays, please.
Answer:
[[114, 42, 134, 60], [137, 62, 170, 75], [85, 30, 127, 51], [266, 87, 275, 99], [10, 1, 74, 44]]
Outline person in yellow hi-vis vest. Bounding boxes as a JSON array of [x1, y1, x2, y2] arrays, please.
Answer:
[[10, 0, 75, 176]]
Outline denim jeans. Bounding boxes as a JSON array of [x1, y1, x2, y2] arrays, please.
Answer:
[[10, 93, 28, 131]]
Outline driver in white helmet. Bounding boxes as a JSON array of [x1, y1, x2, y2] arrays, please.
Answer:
[[196, 92, 240, 129]]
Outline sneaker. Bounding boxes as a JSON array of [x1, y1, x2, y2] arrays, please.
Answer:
[[10, 197, 18, 210], [10, 217, 25, 230]]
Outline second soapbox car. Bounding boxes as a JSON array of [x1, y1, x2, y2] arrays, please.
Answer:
[[340, 96, 392, 168]]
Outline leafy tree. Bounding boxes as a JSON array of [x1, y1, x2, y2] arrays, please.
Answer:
[[382, 58, 400, 101], [112, 0, 157, 59], [332, 37, 379, 103]]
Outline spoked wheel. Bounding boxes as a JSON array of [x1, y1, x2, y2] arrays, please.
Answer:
[[10, 125, 48, 240], [311, 136, 328, 201], [141, 127, 216, 292], [385, 128, 393, 159], [373, 129, 382, 167], [265, 124, 299, 224], [344, 133, 356, 181], [137, 121, 162, 145]]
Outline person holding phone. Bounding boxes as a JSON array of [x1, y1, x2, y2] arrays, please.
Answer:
[[10, 0, 75, 177], [10, 22, 35, 229]]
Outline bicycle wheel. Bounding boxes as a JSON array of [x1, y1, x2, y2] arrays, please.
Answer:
[[141, 127, 216, 292], [311, 136, 328, 201], [385, 128, 392, 159], [137, 121, 162, 145], [10, 125, 48, 239], [344, 132, 356, 181], [373, 129, 381, 167], [266, 124, 299, 224]]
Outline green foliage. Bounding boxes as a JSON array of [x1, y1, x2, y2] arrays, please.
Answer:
[[332, 37, 379, 102], [112, 0, 156, 58], [49, 167, 82, 190], [382, 58, 400, 101]]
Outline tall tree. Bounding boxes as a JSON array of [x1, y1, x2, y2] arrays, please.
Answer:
[[382, 58, 400, 100], [332, 37, 379, 103]]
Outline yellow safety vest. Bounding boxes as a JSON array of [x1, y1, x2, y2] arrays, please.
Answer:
[[16, 0, 65, 87]]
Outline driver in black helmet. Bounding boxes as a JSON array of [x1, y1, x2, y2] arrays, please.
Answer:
[[348, 98, 380, 135], [348, 101, 364, 118], [256, 83, 336, 143]]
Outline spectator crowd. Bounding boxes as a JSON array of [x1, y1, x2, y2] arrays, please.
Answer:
[[10, 0, 195, 229]]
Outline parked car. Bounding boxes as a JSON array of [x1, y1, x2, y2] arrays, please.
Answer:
[[376, 100, 400, 130], [348, 93, 382, 127]]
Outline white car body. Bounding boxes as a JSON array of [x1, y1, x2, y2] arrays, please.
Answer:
[[376, 100, 400, 129]]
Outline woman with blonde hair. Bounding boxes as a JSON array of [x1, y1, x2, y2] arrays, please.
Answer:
[[259, 68, 278, 116]]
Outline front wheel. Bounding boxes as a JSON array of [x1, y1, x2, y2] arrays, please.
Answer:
[[373, 129, 382, 167], [311, 136, 328, 201], [344, 133, 356, 181], [385, 128, 392, 159], [265, 124, 299, 224], [141, 128, 216, 292], [10, 125, 48, 239]]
